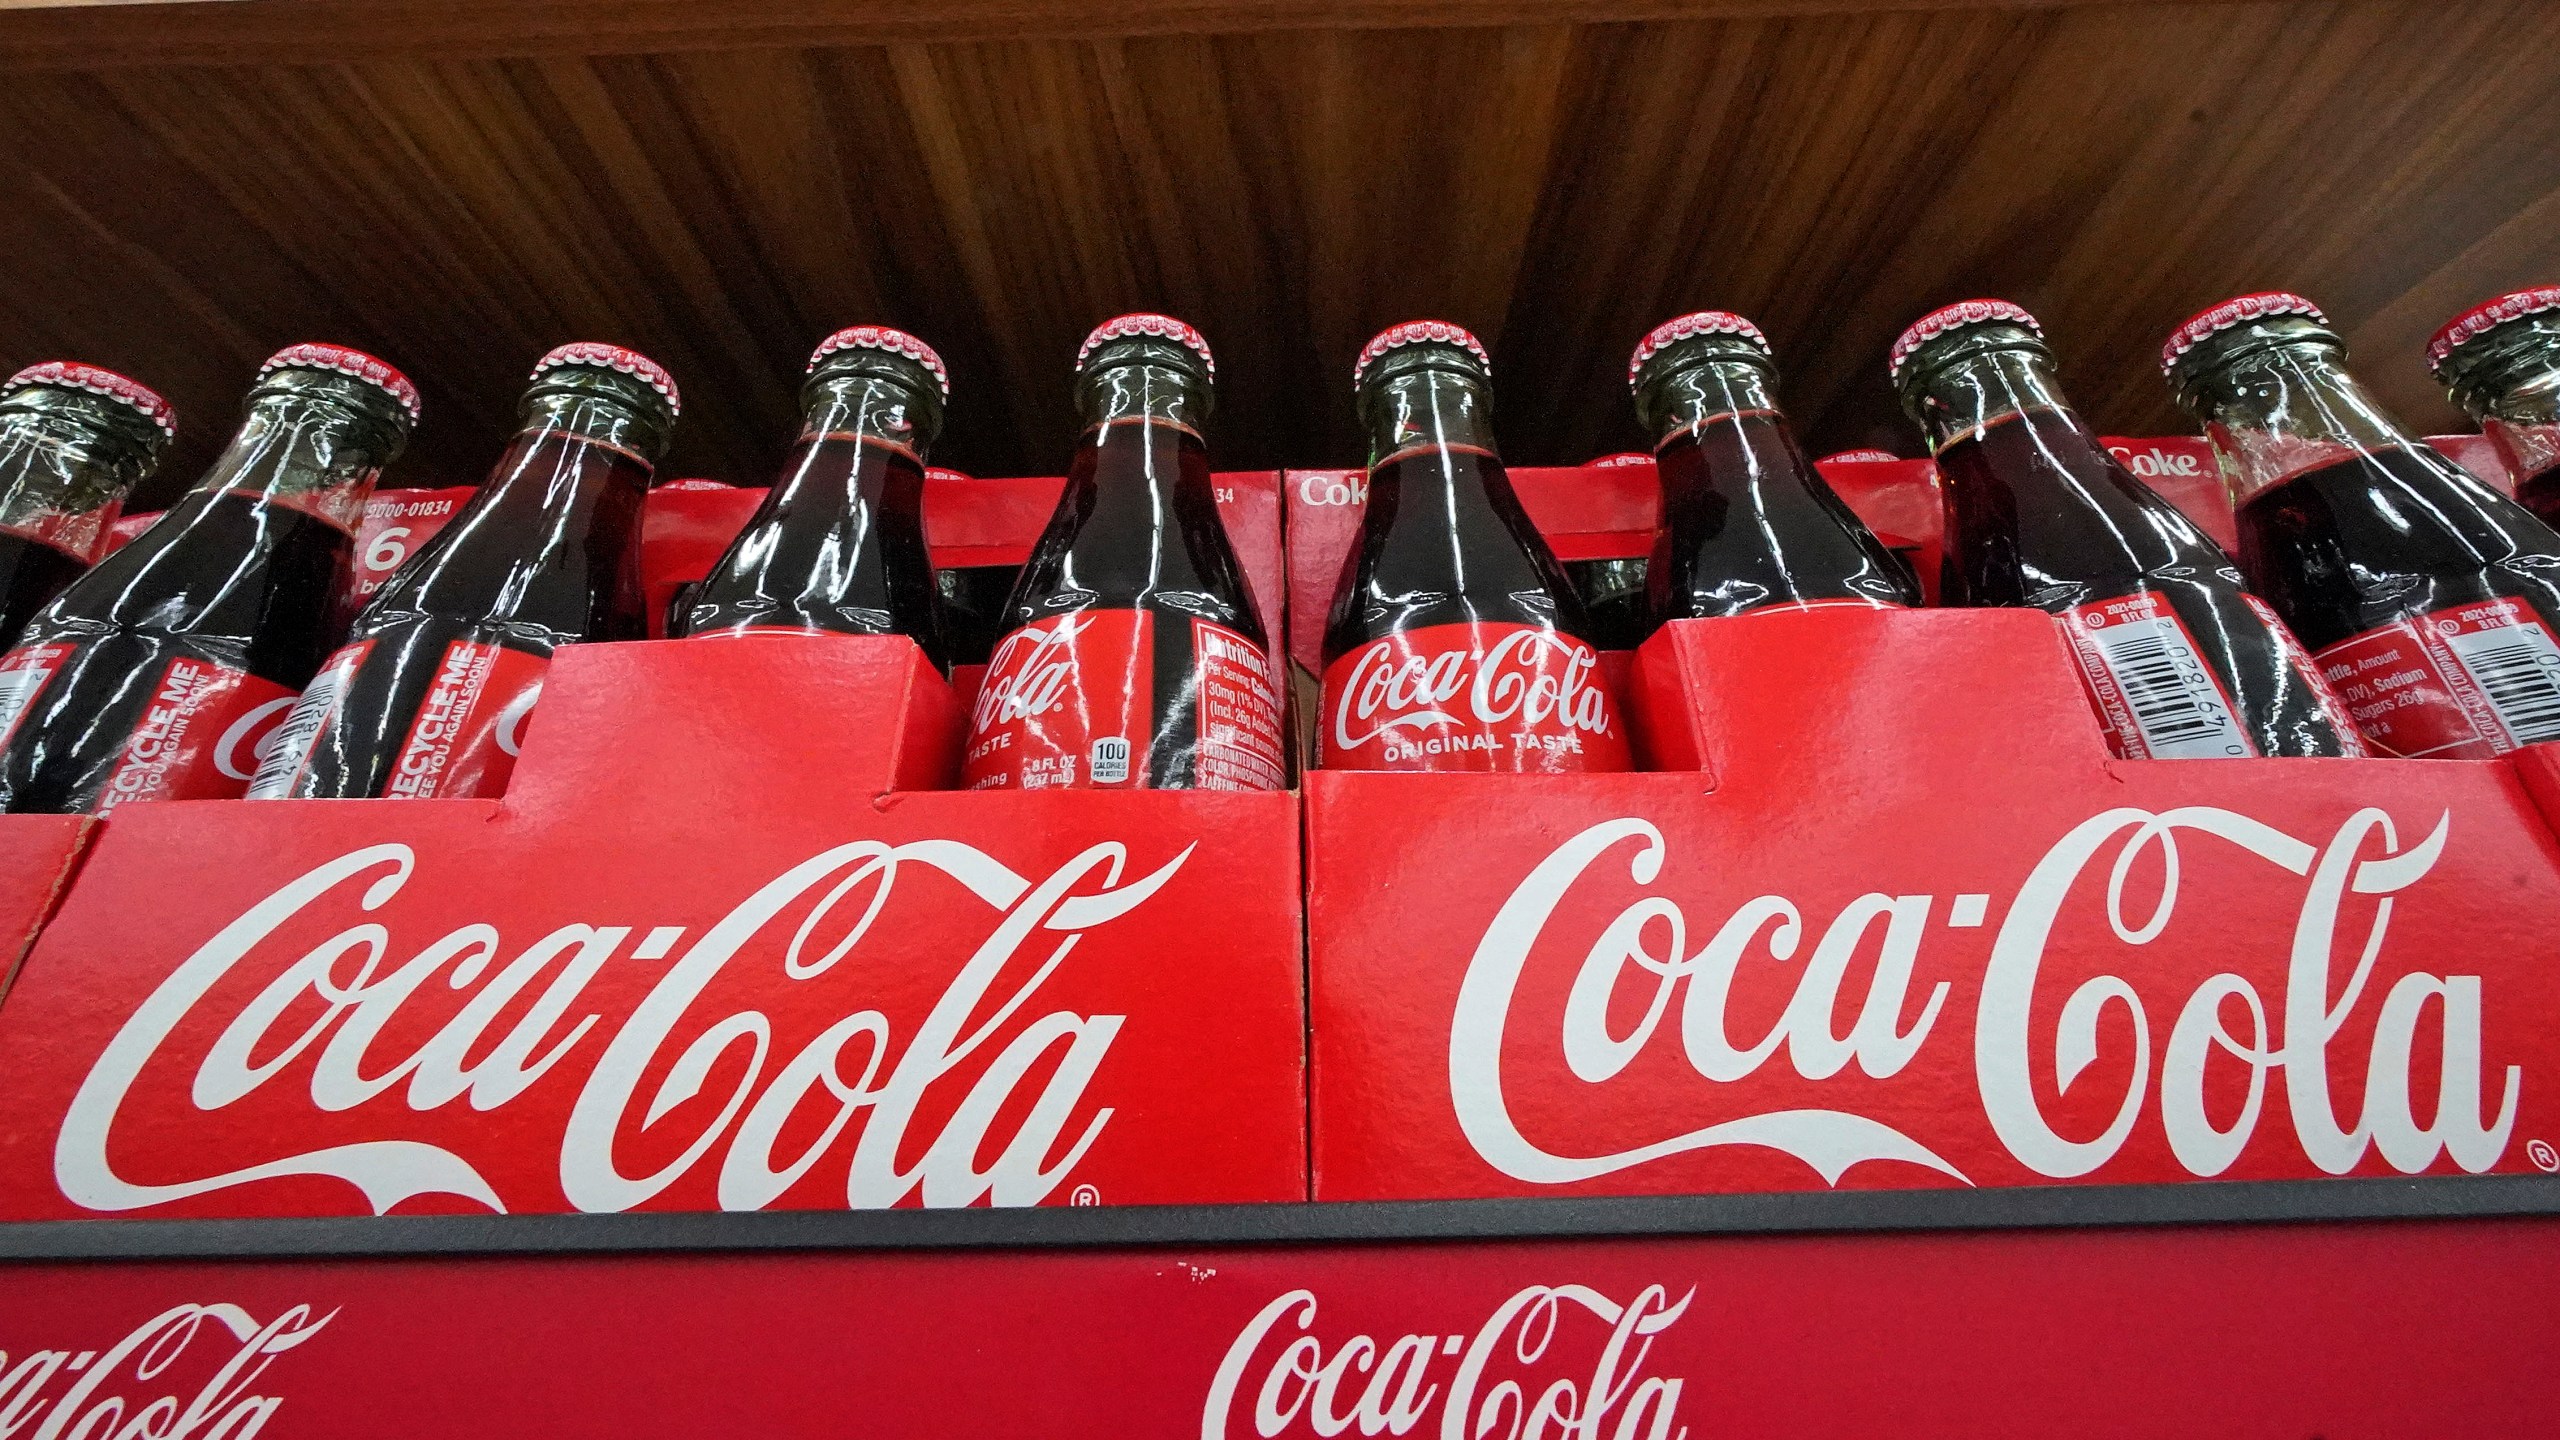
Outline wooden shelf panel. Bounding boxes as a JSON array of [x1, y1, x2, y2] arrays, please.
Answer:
[[0, 0, 2545, 509], [0, 0, 2145, 68]]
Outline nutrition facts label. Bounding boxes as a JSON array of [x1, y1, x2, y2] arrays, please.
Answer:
[[1191, 618, 1286, 791], [2316, 596, 2560, 757]]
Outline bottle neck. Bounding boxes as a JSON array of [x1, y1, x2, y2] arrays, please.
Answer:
[[0, 391, 158, 540], [2443, 329, 2560, 484], [2181, 339, 2431, 502], [1907, 347, 2087, 455], [514, 379, 668, 468], [1078, 360, 1207, 441], [192, 391, 401, 529], [802, 370, 934, 461], [1363, 367, 1497, 469], [1640, 359, 1781, 447]]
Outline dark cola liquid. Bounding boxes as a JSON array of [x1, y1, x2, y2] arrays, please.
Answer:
[[681, 432, 941, 666], [936, 565, 1019, 668], [0, 489, 350, 812], [280, 431, 651, 798], [0, 537, 87, 650], [998, 417, 1268, 787], [2517, 465, 2560, 529], [1939, 407, 2355, 758], [1649, 409, 1918, 622], [1567, 558, 1650, 649], [1324, 442, 1594, 660], [2234, 446, 2560, 651]]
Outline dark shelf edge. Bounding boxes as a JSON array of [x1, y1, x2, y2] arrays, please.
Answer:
[[4, 1174, 2557, 1263]]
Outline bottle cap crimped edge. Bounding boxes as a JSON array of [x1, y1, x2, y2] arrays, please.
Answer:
[[1888, 300, 2044, 385], [4, 361, 177, 438], [2427, 286, 2560, 375], [1078, 313, 1215, 381], [532, 342, 681, 418], [809, 326, 949, 399], [2160, 292, 2329, 376], [1627, 311, 1771, 389], [1354, 319, 1490, 390], [257, 343, 421, 423]]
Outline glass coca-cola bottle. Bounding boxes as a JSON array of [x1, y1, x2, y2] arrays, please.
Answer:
[[2429, 285, 2560, 524], [0, 362, 175, 648], [675, 326, 944, 668], [960, 314, 1284, 791], [0, 343, 417, 813], [2167, 291, 2560, 758], [1321, 320, 1630, 773], [1630, 310, 1917, 629], [252, 342, 675, 800], [1894, 299, 2359, 760]]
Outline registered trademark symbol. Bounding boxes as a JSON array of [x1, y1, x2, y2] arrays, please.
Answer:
[[1071, 1183, 1102, 1205], [2528, 1138, 2559, 1173]]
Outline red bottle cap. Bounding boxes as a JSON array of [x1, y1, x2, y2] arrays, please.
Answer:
[[532, 342, 680, 418], [1078, 314, 1215, 381], [808, 325, 949, 399], [258, 343, 421, 424], [1627, 311, 1770, 388], [1818, 449, 1902, 465], [1353, 320, 1490, 390], [1888, 300, 2043, 385], [2159, 292, 2328, 375], [2427, 286, 2560, 376], [4, 361, 176, 439]]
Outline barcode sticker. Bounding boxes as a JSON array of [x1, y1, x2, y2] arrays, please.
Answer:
[[247, 643, 366, 798], [2442, 611, 2560, 746], [2062, 592, 2253, 760], [0, 644, 67, 752]]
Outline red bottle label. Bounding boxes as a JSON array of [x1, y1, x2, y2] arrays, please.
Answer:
[[94, 656, 298, 813], [1190, 618, 1286, 791], [965, 611, 1153, 790], [1320, 621, 1631, 773], [2059, 591, 2255, 760], [386, 640, 543, 798], [253, 639, 545, 800], [2314, 598, 2560, 758]]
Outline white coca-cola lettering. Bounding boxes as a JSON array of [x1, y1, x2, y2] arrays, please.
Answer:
[[494, 680, 541, 759], [1203, 1284, 1690, 1440], [214, 697, 299, 783], [2104, 442, 2207, 479], [54, 837, 1193, 1214], [1333, 630, 1610, 754], [1296, 474, 1368, 507], [1453, 808, 2517, 1185], [0, 1301, 332, 1439], [975, 617, 1089, 734]]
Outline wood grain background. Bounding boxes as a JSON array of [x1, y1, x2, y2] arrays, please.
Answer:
[[0, 0, 2548, 506]]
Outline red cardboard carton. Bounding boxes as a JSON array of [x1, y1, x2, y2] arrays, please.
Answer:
[[0, 815, 94, 1002], [0, 639, 1304, 1218], [1308, 605, 2560, 1201]]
